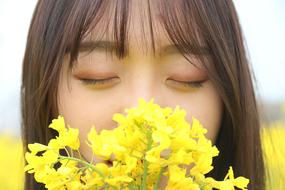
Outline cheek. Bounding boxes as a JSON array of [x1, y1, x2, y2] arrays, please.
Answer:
[[57, 59, 127, 161], [58, 81, 119, 134], [189, 101, 223, 143], [171, 81, 223, 142], [57, 79, 120, 161]]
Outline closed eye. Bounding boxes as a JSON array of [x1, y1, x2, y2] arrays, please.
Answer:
[[167, 79, 207, 90], [179, 80, 204, 88], [79, 77, 120, 88], [79, 77, 206, 90]]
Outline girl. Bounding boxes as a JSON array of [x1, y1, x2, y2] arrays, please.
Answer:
[[21, 0, 264, 189]]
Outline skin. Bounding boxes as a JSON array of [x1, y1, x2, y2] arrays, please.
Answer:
[[57, 0, 223, 186]]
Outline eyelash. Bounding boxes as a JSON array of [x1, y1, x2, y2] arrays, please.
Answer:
[[80, 78, 205, 88], [179, 80, 204, 88], [80, 78, 114, 85]]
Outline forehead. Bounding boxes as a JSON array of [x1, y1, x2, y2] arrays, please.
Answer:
[[75, 0, 210, 68], [81, 0, 173, 54]]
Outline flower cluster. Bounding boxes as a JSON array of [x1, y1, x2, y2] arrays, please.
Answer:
[[24, 98, 249, 189]]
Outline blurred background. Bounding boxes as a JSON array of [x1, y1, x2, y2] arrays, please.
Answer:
[[0, 0, 284, 189]]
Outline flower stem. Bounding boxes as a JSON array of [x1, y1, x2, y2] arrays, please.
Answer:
[[153, 167, 164, 190], [58, 155, 104, 178], [142, 129, 152, 190], [64, 147, 71, 157]]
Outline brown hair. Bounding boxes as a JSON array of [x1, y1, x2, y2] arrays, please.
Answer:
[[21, 0, 264, 189]]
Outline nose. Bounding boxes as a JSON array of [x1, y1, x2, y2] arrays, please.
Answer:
[[110, 76, 164, 129], [123, 83, 159, 109], [115, 55, 169, 114], [120, 74, 166, 111]]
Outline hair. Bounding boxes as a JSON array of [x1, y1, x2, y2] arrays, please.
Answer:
[[21, 0, 265, 189]]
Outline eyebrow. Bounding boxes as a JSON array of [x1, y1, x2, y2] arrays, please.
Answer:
[[78, 40, 209, 57]]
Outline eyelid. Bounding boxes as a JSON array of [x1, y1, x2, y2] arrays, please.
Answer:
[[167, 79, 206, 89], [79, 77, 120, 86], [79, 77, 206, 90]]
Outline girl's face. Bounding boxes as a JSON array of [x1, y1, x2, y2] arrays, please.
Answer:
[[58, 1, 223, 163]]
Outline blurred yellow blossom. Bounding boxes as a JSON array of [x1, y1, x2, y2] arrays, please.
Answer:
[[261, 123, 285, 190], [0, 133, 24, 190]]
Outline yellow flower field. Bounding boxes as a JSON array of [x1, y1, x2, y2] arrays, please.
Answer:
[[261, 123, 285, 189], [0, 133, 24, 190]]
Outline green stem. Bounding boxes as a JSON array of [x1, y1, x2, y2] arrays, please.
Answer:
[[77, 150, 82, 160], [90, 153, 94, 164], [141, 129, 152, 190], [64, 147, 71, 157], [58, 155, 104, 178], [153, 167, 164, 190]]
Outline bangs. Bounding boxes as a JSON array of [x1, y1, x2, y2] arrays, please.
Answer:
[[64, 0, 212, 71]]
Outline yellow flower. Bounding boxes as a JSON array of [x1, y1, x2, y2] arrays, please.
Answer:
[[223, 166, 249, 189], [166, 148, 193, 166], [49, 115, 66, 134], [28, 143, 48, 154], [25, 97, 250, 190], [48, 116, 80, 150], [189, 117, 208, 138], [87, 127, 126, 160], [24, 149, 58, 174], [166, 165, 200, 190]]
